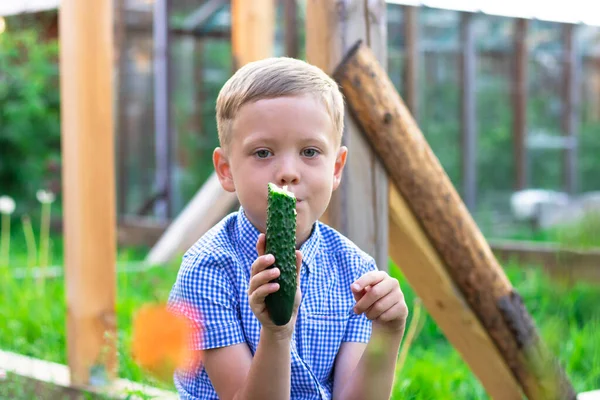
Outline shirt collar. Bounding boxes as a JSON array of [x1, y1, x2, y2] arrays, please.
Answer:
[[235, 206, 320, 274]]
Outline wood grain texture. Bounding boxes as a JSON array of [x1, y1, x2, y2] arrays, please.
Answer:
[[306, 0, 389, 270], [389, 187, 522, 399], [59, 0, 117, 385], [231, 0, 274, 68], [334, 41, 576, 400]]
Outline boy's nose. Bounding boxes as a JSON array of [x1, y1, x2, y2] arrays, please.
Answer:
[[276, 159, 300, 186]]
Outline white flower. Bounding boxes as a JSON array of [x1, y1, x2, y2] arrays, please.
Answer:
[[0, 196, 15, 214], [36, 190, 55, 204]]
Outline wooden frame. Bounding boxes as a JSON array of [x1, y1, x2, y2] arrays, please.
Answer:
[[59, 0, 117, 385], [305, 0, 389, 270]]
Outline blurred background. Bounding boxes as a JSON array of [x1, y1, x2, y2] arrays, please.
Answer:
[[1, 1, 600, 236], [0, 1, 599, 399]]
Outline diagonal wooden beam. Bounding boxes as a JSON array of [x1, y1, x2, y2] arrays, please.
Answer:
[[388, 186, 522, 399], [334, 40, 576, 400]]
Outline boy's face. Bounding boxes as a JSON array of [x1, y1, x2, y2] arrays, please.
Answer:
[[213, 94, 347, 245]]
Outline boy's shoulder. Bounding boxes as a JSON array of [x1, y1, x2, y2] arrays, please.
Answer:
[[315, 221, 377, 268], [181, 211, 240, 263]]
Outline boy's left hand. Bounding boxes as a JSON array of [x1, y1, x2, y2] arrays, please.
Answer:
[[351, 271, 408, 334]]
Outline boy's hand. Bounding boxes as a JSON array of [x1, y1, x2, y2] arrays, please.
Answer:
[[248, 233, 302, 339], [351, 271, 408, 334]]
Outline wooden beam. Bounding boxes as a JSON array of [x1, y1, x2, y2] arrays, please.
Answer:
[[403, 5, 418, 120], [513, 18, 528, 190], [153, 0, 173, 219], [59, 0, 117, 386], [388, 188, 522, 399], [562, 23, 580, 195], [146, 174, 237, 265], [460, 12, 477, 211], [0, 350, 178, 399], [283, 0, 299, 58], [333, 41, 576, 399], [231, 0, 274, 69], [306, 0, 389, 271]]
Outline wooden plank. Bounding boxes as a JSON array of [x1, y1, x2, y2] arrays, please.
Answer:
[[153, 0, 173, 219], [388, 188, 523, 399], [59, 0, 117, 386], [0, 350, 178, 399], [283, 0, 299, 58], [403, 5, 418, 120], [305, 0, 389, 271], [117, 218, 169, 248], [513, 19, 528, 190], [460, 12, 477, 211], [562, 24, 580, 195], [490, 239, 600, 285], [231, 0, 274, 69], [146, 173, 237, 265], [333, 41, 576, 399]]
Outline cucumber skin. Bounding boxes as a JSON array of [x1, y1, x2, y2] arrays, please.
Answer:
[[264, 183, 297, 326]]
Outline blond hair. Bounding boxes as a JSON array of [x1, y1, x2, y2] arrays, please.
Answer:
[[216, 57, 344, 149]]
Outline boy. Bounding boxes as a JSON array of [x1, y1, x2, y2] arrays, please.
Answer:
[[168, 57, 408, 399]]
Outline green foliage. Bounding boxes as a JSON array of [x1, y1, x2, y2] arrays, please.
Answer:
[[0, 29, 61, 210]]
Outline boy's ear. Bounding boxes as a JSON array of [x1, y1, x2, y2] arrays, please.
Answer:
[[213, 147, 236, 193], [332, 146, 348, 191]]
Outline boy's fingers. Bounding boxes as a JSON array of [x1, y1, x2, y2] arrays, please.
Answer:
[[250, 254, 274, 277], [351, 271, 388, 293], [248, 267, 279, 294], [364, 292, 398, 320], [354, 279, 395, 315], [249, 283, 280, 304], [256, 233, 266, 256]]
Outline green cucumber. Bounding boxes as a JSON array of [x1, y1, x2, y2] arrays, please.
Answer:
[[264, 182, 297, 326]]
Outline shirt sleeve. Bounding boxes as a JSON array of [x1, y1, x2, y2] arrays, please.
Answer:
[[168, 250, 245, 351], [342, 255, 378, 343]]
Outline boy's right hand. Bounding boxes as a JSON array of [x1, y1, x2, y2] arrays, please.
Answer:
[[248, 233, 302, 339]]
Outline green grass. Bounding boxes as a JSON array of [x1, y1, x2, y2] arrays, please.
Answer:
[[1, 231, 599, 399]]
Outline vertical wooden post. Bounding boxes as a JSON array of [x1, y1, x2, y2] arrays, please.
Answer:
[[154, 0, 173, 219], [513, 19, 528, 190], [60, 0, 117, 386], [460, 12, 477, 211], [562, 23, 579, 195], [306, 0, 389, 271], [403, 5, 419, 120], [284, 0, 299, 58], [231, 0, 275, 69]]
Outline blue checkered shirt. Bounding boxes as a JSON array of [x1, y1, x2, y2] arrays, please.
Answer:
[[168, 208, 377, 399]]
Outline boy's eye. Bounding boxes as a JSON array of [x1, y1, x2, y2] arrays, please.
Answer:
[[302, 148, 319, 158], [255, 149, 272, 159]]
